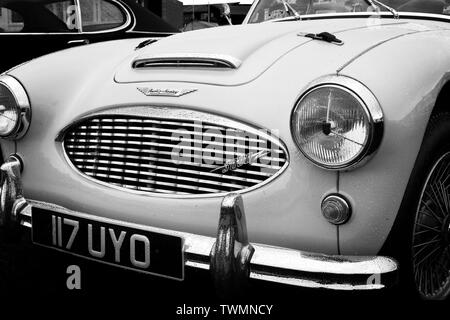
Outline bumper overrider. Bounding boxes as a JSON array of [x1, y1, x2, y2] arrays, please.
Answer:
[[0, 155, 399, 295]]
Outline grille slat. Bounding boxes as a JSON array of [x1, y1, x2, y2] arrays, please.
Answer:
[[69, 154, 274, 179], [65, 135, 283, 157], [66, 134, 280, 155], [81, 166, 249, 190], [71, 126, 276, 148], [70, 158, 264, 184], [65, 144, 283, 171], [85, 172, 225, 193], [63, 114, 288, 196], [90, 117, 251, 133]]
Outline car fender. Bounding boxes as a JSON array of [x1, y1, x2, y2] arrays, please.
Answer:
[[337, 29, 450, 255]]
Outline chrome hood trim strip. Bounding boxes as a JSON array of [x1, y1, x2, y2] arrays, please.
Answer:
[[132, 53, 242, 69]]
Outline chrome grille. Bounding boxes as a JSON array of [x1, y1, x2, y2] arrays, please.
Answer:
[[62, 109, 288, 196]]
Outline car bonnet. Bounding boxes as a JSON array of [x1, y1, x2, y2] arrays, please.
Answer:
[[114, 18, 438, 86]]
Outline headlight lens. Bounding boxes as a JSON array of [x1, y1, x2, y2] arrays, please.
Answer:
[[0, 83, 20, 137], [0, 75, 31, 139], [292, 79, 383, 170]]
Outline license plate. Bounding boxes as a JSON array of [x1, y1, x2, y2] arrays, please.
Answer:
[[32, 207, 184, 281]]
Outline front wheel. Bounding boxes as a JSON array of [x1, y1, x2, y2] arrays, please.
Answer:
[[411, 151, 450, 299], [397, 113, 450, 300]]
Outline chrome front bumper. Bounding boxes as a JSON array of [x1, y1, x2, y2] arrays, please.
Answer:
[[0, 155, 399, 295]]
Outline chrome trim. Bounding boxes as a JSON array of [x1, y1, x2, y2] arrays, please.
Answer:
[[118, 0, 137, 33], [67, 39, 89, 46], [372, 0, 399, 19], [69, 156, 274, 178], [0, 155, 30, 228], [74, 0, 83, 33], [137, 87, 198, 97], [321, 193, 352, 225], [0, 75, 31, 140], [242, 0, 260, 24], [210, 194, 254, 297], [291, 75, 383, 171], [127, 31, 175, 35], [56, 105, 289, 199], [132, 53, 242, 69], [244, 9, 450, 24], [16, 198, 398, 290]]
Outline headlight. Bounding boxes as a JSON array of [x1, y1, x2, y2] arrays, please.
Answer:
[[291, 76, 383, 170], [0, 75, 31, 139]]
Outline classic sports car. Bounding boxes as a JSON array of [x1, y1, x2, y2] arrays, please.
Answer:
[[0, 0, 177, 72], [1, 0, 450, 300]]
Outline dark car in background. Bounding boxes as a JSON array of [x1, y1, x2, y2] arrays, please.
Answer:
[[0, 0, 177, 72]]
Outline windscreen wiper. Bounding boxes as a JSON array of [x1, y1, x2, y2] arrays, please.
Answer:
[[365, 0, 399, 18], [281, 0, 302, 20]]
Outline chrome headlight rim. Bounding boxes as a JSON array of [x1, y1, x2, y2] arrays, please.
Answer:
[[291, 75, 384, 171], [0, 74, 31, 140]]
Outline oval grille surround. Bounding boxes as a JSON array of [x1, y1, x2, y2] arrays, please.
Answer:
[[61, 107, 288, 197]]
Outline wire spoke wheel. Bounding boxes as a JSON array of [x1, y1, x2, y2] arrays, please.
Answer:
[[413, 152, 450, 299]]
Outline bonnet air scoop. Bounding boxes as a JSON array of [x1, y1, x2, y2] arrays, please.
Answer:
[[132, 53, 242, 69]]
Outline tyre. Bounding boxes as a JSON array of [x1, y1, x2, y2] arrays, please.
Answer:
[[393, 113, 450, 300]]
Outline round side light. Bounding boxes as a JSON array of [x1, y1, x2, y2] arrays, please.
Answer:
[[321, 194, 352, 225]]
